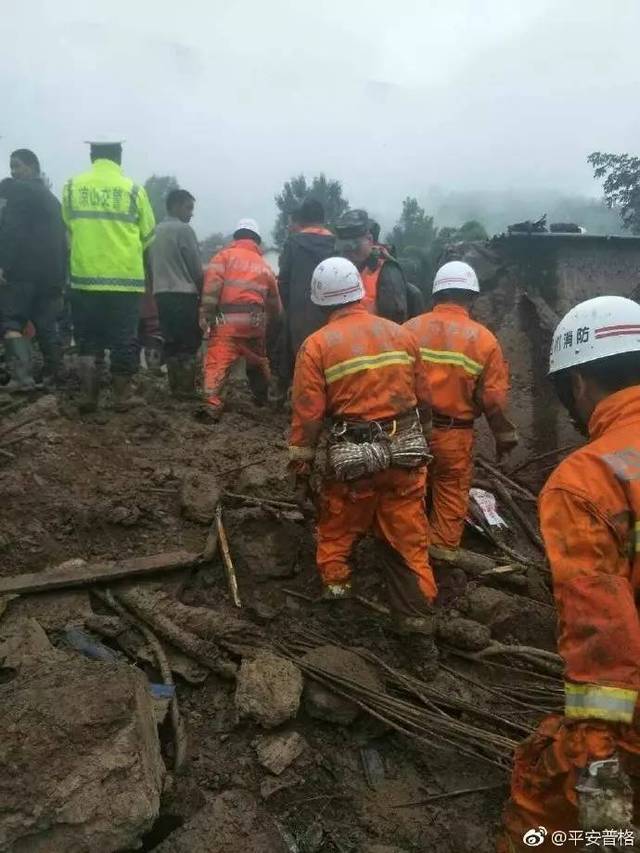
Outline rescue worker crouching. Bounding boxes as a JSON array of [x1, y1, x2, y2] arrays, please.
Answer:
[[200, 219, 281, 420], [288, 256, 438, 650], [405, 261, 518, 561], [498, 296, 640, 851]]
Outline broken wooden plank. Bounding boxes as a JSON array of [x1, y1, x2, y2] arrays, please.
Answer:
[[0, 550, 199, 597]]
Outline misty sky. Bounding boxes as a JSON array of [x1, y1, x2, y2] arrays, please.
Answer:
[[2, 1, 639, 242]]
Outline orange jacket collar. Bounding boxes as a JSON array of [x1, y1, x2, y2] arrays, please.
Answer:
[[328, 302, 368, 323], [300, 226, 333, 236], [230, 239, 261, 254], [432, 303, 470, 318], [589, 385, 640, 440]]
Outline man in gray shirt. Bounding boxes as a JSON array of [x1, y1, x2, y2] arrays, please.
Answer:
[[150, 188, 203, 398]]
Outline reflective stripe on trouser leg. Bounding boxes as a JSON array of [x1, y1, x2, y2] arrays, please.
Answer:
[[316, 480, 378, 586], [373, 466, 437, 608], [203, 334, 242, 409], [428, 427, 475, 549]]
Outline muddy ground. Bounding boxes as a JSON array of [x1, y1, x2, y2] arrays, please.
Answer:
[[0, 372, 559, 853]]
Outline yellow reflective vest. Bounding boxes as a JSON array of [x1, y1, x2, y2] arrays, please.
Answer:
[[62, 159, 155, 293]]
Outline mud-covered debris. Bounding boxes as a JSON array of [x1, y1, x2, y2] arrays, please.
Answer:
[[0, 658, 164, 853], [155, 789, 289, 853], [254, 731, 308, 775], [260, 769, 303, 799], [302, 645, 383, 726], [180, 470, 221, 524], [437, 617, 492, 651], [0, 616, 65, 673], [2, 558, 92, 632], [235, 651, 303, 728], [465, 586, 556, 648]]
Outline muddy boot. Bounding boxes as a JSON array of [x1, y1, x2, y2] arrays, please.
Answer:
[[196, 401, 223, 422], [76, 355, 100, 413], [168, 357, 197, 400], [112, 375, 144, 413], [0, 337, 36, 393], [166, 357, 182, 397], [320, 582, 353, 601]]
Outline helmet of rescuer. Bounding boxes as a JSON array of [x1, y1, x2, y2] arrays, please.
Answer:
[[548, 295, 640, 375], [310, 257, 365, 307], [432, 260, 480, 294]]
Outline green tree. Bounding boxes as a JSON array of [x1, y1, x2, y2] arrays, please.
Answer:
[[144, 174, 179, 224], [387, 197, 437, 255], [199, 232, 226, 263], [588, 152, 640, 233], [273, 173, 349, 247]]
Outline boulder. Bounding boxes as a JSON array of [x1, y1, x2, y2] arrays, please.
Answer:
[[180, 470, 221, 524], [466, 587, 556, 648], [155, 789, 289, 853], [302, 645, 382, 726], [254, 731, 307, 775], [0, 658, 164, 852], [0, 616, 64, 673], [235, 651, 303, 728]]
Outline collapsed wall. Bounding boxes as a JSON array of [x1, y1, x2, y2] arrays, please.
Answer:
[[450, 234, 640, 466]]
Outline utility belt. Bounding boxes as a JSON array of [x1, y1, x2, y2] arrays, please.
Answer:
[[328, 409, 431, 482], [215, 303, 265, 329], [432, 409, 475, 430]]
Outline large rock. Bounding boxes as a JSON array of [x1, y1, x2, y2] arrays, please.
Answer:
[[254, 731, 307, 775], [0, 658, 164, 852], [235, 651, 303, 728], [155, 789, 289, 853], [466, 587, 556, 649], [180, 470, 221, 524], [302, 645, 382, 725]]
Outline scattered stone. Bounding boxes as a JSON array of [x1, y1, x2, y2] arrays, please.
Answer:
[[0, 616, 64, 673], [260, 769, 303, 799], [108, 503, 141, 526], [237, 464, 270, 492], [436, 617, 492, 651], [227, 508, 303, 580], [254, 731, 308, 775], [302, 645, 382, 726], [0, 658, 164, 852], [180, 470, 221, 524], [155, 789, 289, 853], [235, 651, 303, 728]]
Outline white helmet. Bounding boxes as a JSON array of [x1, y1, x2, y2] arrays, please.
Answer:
[[84, 135, 125, 145], [234, 218, 261, 240], [433, 261, 479, 294], [549, 295, 640, 374], [310, 257, 365, 307]]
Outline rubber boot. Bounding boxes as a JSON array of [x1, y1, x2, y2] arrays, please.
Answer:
[[0, 337, 36, 393], [179, 356, 197, 400], [166, 357, 182, 397], [112, 375, 144, 413], [76, 355, 100, 413]]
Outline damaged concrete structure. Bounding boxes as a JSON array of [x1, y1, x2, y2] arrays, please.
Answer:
[[446, 233, 640, 463]]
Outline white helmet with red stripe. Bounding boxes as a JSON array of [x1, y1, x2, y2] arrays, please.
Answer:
[[310, 257, 365, 307], [549, 295, 640, 374], [433, 261, 479, 294]]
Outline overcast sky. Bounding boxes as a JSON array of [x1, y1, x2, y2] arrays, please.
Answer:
[[2, 0, 639, 241]]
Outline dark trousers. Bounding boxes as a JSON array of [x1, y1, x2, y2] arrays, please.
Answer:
[[71, 291, 141, 376], [0, 279, 63, 376], [155, 292, 201, 359]]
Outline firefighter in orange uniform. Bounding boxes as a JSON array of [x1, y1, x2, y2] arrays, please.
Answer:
[[498, 296, 640, 851], [405, 261, 518, 558], [200, 218, 281, 419], [289, 256, 437, 644]]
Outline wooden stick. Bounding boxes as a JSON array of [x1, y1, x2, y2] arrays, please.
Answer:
[[0, 549, 200, 597], [393, 783, 505, 808], [215, 506, 242, 607], [490, 478, 545, 552], [510, 444, 577, 475], [0, 446, 15, 460], [476, 458, 537, 502], [223, 491, 298, 511], [282, 588, 315, 603]]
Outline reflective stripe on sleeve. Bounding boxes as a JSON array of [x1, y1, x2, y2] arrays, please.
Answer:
[[325, 351, 414, 384], [635, 521, 640, 552], [68, 210, 138, 223], [565, 682, 638, 722], [420, 348, 483, 377]]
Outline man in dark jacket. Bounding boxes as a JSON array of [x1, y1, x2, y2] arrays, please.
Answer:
[[0, 149, 67, 391], [335, 209, 409, 324], [369, 218, 425, 319], [276, 198, 335, 393]]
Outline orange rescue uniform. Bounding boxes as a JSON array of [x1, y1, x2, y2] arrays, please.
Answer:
[[405, 303, 515, 549], [289, 302, 437, 611], [499, 386, 640, 852], [201, 239, 281, 411]]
